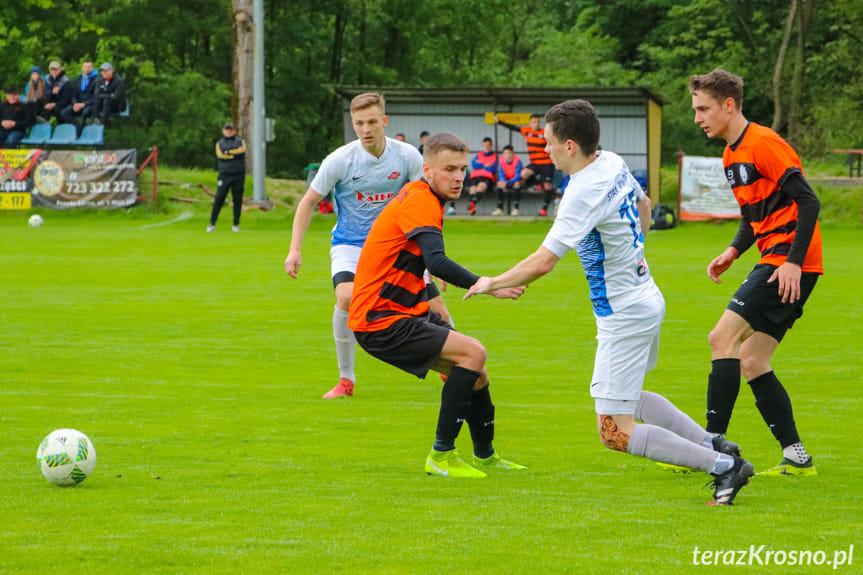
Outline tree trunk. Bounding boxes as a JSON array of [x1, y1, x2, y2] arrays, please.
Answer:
[[789, 0, 813, 145], [771, 0, 797, 133], [232, 0, 254, 173]]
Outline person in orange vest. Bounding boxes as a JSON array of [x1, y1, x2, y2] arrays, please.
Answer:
[[462, 137, 498, 215], [491, 145, 523, 216], [495, 113, 555, 216]]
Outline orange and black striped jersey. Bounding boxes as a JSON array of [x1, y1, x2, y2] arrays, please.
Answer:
[[724, 123, 823, 273], [499, 120, 552, 165], [348, 180, 442, 333]]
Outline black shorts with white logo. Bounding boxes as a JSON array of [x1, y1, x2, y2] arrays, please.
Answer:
[[525, 163, 555, 183], [727, 263, 819, 342], [468, 176, 494, 190], [354, 311, 453, 378]]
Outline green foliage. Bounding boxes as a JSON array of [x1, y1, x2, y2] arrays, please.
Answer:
[[5, 1, 863, 176]]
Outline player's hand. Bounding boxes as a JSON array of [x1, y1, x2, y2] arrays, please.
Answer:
[[767, 261, 802, 303], [490, 286, 526, 300], [284, 251, 302, 278], [463, 276, 493, 300], [707, 247, 738, 284], [432, 276, 448, 292]]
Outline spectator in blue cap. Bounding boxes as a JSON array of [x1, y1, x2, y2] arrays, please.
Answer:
[[24, 66, 46, 121]]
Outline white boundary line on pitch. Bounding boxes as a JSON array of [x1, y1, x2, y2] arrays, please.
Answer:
[[140, 212, 193, 229]]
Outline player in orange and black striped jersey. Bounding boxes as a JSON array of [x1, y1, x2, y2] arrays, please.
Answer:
[[348, 132, 527, 477], [495, 113, 556, 216], [690, 68, 822, 476]]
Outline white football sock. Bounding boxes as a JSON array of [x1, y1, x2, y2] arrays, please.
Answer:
[[711, 453, 735, 475], [634, 390, 710, 445], [783, 442, 810, 464], [333, 306, 356, 382], [627, 423, 718, 474]]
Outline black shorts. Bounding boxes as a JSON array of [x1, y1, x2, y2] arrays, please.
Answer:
[[524, 163, 555, 183], [468, 176, 494, 190], [727, 263, 819, 342], [354, 311, 453, 378]]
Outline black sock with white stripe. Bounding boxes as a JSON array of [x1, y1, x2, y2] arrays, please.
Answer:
[[467, 385, 495, 459], [433, 366, 479, 452]]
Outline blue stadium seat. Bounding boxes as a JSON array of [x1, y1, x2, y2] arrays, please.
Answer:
[[76, 124, 104, 146], [48, 124, 79, 145], [21, 123, 52, 145], [114, 101, 130, 118]]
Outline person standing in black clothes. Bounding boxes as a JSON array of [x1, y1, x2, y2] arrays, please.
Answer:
[[207, 122, 247, 232]]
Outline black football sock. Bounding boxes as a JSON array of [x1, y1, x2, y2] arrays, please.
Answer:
[[433, 366, 479, 452], [706, 358, 741, 434], [749, 371, 801, 448], [467, 385, 495, 458]]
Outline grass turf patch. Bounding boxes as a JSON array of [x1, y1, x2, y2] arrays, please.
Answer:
[[1, 215, 861, 573]]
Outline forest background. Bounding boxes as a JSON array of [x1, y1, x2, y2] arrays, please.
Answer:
[[2, 0, 861, 178]]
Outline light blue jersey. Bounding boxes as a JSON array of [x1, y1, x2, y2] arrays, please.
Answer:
[[311, 137, 423, 247], [542, 151, 659, 317]]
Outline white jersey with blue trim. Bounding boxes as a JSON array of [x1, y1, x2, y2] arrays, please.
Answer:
[[542, 151, 659, 316], [311, 137, 423, 247]]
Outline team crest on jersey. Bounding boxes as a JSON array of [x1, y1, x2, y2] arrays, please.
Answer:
[[386, 171, 401, 180], [725, 162, 761, 189]]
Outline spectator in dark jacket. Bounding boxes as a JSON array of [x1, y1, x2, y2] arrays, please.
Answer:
[[41, 61, 72, 124], [207, 122, 247, 232], [1, 86, 33, 147], [92, 62, 127, 125], [60, 61, 98, 129]]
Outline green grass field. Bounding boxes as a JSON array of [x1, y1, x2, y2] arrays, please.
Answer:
[[2, 210, 862, 574]]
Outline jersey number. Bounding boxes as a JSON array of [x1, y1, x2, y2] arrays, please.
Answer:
[[618, 191, 644, 248]]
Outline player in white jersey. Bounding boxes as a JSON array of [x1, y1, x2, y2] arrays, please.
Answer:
[[465, 99, 755, 505], [285, 92, 453, 399]]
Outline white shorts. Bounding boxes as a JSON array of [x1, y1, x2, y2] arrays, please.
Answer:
[[330, 244, 362, 279], [591, 290, 665, 415]]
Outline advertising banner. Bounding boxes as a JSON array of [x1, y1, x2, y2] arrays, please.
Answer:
[[30, 149, 138, 209], [0, 149, 41, 209], [678, 155, 740, 221]]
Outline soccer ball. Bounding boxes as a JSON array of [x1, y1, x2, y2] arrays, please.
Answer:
[[36, 429, 97, 486], [28, 214, 44, 227]]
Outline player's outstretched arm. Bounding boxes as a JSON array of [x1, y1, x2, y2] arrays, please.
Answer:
[[464, 247, 559, 300], [285, 188, 325, 278]]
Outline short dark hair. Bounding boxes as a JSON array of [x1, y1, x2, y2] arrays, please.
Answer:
[[423, 132, 468, 160], [530, 114, 542, 120], [688, 68, 744, 110], [502, 144, 514, 152], [419, 130, 430, 138], [544, 99, 600, 156], [482, 137, 492, 144]]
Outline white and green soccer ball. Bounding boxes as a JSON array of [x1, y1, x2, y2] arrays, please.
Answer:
[[36, 429, 97, 486], [28, 214, 44, 227]]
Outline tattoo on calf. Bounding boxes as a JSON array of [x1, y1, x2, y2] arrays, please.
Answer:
[[599, 415, 630, 452]]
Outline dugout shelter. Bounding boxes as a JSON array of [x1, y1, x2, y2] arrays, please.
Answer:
[[329, 86, 664, 208]]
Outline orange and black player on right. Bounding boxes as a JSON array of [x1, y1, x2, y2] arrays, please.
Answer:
[[495, 113, 556, 216], [348, 132, 527, 478], [689, 68, 823, 476]]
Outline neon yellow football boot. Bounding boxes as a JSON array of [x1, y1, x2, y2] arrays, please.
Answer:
[[425, 449, 486, 478], [473, 452, 527, 471], [757, 456, 818, 476]]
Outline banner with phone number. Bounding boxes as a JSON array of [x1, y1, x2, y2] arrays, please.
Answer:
[[30, 149, 138, 209], [0, 149, 39, 209]]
